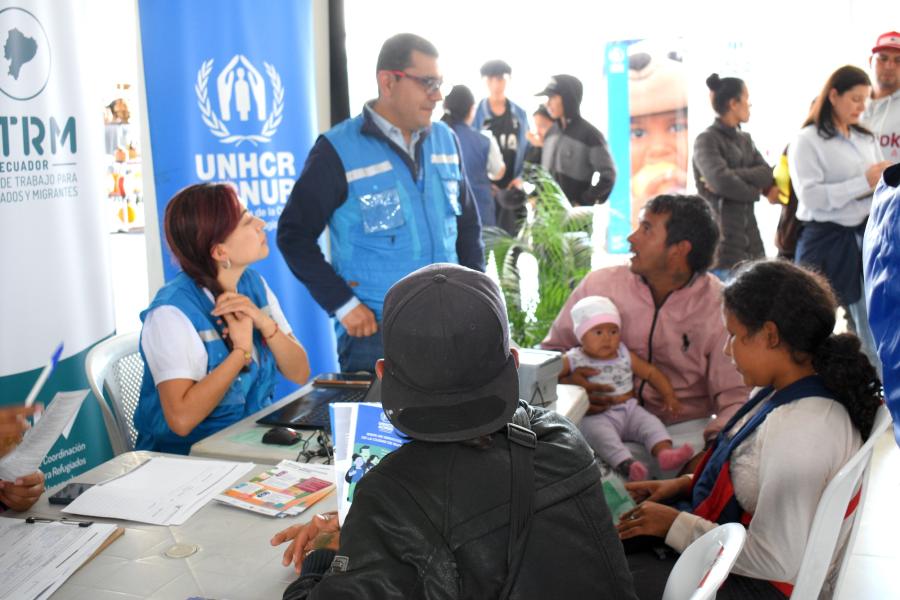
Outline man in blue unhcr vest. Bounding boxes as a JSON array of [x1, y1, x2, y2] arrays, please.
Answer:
[[278, 33, 485, 373]]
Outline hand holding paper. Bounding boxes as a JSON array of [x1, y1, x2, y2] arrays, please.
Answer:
[[0, 390, 87, 482], [0, 405, 41, 457]]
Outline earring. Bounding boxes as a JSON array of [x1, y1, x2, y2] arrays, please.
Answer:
[[221, 257, 231, 270]]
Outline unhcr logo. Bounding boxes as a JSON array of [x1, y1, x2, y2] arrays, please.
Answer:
[[196, 54, 284, 146], [0, 6, 51, 101]]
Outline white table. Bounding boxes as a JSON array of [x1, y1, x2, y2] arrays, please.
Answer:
[[190, 383, 590, 464], [17, 451, 334, 600]]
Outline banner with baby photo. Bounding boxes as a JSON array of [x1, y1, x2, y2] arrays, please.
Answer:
[[603, 38, 690, 253], [138, 0, 338, 391], [0, 1, 118, 486], [604, 39, 767, 255]]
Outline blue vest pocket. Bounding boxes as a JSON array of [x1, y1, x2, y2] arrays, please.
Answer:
[[359, 187, 405, 234]]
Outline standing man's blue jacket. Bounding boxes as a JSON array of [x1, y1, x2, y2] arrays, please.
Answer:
[[863, 163, 900, 447], [449, 121, 495, 227], [473, 98, 530, 179], [135, 270, 278, 454], [277, 106, 484, 320]]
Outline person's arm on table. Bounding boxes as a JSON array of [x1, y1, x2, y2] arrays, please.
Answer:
[[275, 470, 449, 600], [0, 471, 45, 512]]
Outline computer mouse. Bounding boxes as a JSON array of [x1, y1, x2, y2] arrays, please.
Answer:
[[262, 426, 301, 446]]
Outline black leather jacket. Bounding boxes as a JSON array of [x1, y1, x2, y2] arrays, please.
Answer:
[[284, 404, 637, 599]]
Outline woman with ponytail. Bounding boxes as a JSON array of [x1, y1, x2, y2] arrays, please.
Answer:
[[135, 183, 310, 453], [692, 74, 777, 280], [617, 259, 881, 600]]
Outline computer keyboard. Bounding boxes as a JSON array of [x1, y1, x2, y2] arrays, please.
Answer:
[[289, 387, 369, 428]]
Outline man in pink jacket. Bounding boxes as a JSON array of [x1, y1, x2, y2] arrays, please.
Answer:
[[542, 194, 748, 443]]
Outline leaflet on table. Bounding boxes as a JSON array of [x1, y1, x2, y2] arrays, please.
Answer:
[[330, 402, 409, 523], [216, 460, 335, 517]]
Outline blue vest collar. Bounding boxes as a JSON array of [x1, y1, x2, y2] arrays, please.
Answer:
[[692, 375, 835, 512]]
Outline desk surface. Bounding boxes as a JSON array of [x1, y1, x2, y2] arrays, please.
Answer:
[[18, 451, 333, 600], [190, 384, 590, 464]]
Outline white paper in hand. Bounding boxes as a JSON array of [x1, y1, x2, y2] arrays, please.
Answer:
[[0, 390, 87, 481]]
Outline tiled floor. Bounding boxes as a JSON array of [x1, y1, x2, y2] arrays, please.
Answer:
[[836, 429, 900, 599]]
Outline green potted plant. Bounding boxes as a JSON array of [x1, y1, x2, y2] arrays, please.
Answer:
[[484, 165, 594, 348]]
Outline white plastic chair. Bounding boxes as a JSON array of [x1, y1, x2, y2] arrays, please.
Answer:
[[663, 523, 747, 600], [84, 331, 143, 455], [790, 404, 892, 599]]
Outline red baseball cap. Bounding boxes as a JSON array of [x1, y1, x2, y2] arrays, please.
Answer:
[[873, 31, 900, 53]]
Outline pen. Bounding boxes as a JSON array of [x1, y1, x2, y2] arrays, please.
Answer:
[[25, 516, 94, 527], [24, 342, 64, 408]]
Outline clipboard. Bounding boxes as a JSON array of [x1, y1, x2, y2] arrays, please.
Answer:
[[82, 526, 125, 568]]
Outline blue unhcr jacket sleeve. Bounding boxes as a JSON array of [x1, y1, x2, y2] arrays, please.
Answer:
[[451, 133, 486, 272], [277, 136, 356, 315]]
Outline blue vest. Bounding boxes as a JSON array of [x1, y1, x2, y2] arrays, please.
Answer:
[[324, 115, 463, 319], [135, 270, 278, 454], [450, 121, 495, 227]]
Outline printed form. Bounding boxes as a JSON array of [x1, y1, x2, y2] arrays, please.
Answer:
[[62, 456, 253, 525]]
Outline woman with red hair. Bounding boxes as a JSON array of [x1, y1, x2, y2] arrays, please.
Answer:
[[135, 183, 310, 454]]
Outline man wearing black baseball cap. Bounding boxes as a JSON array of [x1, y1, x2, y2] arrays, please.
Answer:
[[276, 263, 636, 600], [537, 74, 617, 206]]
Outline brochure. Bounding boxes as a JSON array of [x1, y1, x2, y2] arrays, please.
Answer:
[[216, 460, 334, 517], [599, 462, 636, 522], [329, 402, 409, 523]]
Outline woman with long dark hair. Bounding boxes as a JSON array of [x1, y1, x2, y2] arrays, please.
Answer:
[[617, 260, 881, 600], [135, 183, 310, 453], [693, 74, 777, 279], [788, 65, 892, 365]]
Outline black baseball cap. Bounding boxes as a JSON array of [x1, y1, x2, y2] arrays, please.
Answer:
[[379, 263, 519, 442], [480, 59, 512, 77]]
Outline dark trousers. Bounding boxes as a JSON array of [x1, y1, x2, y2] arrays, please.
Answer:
[[336, 326, 383, 373]]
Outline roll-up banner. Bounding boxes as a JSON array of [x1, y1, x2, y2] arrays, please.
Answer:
[[138, 0, 337, 395], [0, 2, 116, 486], [604, 39, 690, 253]]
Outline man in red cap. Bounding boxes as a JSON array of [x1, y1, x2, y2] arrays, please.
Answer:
[[863, 31, 900, 161]]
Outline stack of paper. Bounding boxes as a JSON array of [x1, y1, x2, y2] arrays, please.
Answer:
[[0, 516, 121, 600], [62, 456, 253, 526], [216, 460, 335, 517]]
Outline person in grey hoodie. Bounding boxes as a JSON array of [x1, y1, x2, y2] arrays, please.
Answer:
[[537, 74, 616, 206], [693, 74, 777, 277]]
